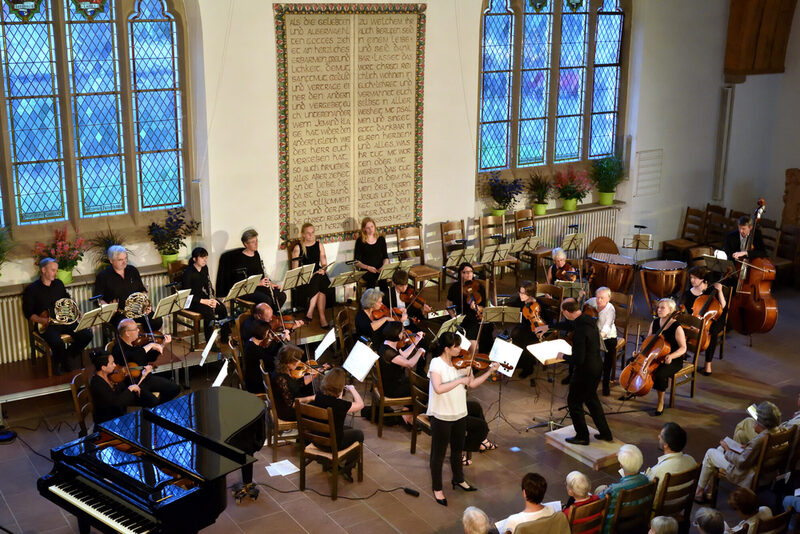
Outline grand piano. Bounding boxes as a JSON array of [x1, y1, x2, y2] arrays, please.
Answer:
[[38, 386, 266, 534]]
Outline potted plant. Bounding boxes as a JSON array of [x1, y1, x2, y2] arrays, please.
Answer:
[[487, 171, 524, 216], [591, 155, 624, 206], [89, 224, 132, 271], [529, 171, 551, 215], [147, 208, 200, 267], [552, 166, 592, 211], [0, 227, 13, 279], [32, 227, 88, 285]]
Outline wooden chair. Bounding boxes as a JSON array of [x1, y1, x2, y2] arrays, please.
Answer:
[[687, 245, 714, 267], [651, 465, 701, 534], [753, 509, 791, 534], [233, 311, 252, 348], [295, 402, 363, 500], [586, 236, 620, 256], [706, 203, 727, 216], [606, 479, 658, 534], [369, 362, 411, 438], [775, 224, 800, 287], [168, 261, 203, 350], [479, 215, 520, 301], [566, 495, 609, 534], [710, 426, 796, 507], [729, 209, 749, 221], [535, 282, 564, 322], [609, 291, 633, 373], [513, 511, 570, 534], [29, 319, 73, 377], [70, 367, 94, 437], [396, 226, 441, 293], [333, 308, 355, 365], [704, 284, 732, 361], [409, 370, 431, 455], [669, 313, 707, 408], [704, 211, 732, 248], [439, 220, 467, 297], [663, 207, 707, 260], [513, 209, 553, 282], [261, 363, 297, 462]]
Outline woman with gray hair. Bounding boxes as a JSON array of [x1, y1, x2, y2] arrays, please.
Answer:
[[649, 516, 678, 534], [597, 445, 649, 534], [462, 506, 491, 534], [354, 287, 406, 345], [546, 247, 577, 284], [95, 245, 163, 330], [562, 471, 598, 518], [643, 298, 686, 416], [694, 507, 725, 534]]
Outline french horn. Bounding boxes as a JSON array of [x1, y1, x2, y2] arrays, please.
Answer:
[[123, 292, 151, 319], [38, 298, 81, 333]]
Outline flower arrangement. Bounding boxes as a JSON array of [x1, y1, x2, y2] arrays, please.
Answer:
[[487, 171, 524, 211], [529, 171, 551, 204], [0, 227, 13, 278], [552, 166, 592, 201], [147, 208, 200, 255], [32, 227, 88, 271], [89, 224, 131, 270], [591, 156, 625, 193]]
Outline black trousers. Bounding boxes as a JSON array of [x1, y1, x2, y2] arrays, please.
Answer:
[[189, 299, 228, 341], [341, 427, 364, 449], [703, 318, 725, 364], [601, 337, 618, 394], [42, 323, 93, 367], [464, 400, 489, 452], [429, 415, 467, 491], [652, 357, 684, 392], [567, 376, 612, 440], [140, 374, 181, 403], [242, 287, 287, 313]]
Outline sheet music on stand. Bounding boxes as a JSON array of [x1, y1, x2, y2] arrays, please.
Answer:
[[481, 306, 521, 325], [560, 232, 585, 255], [378, 259, 415, 281], [223, 275, 261, 302], [509, 235, 541, 254], [526, 339, 572, 365], [152, 289, 191, 320], [211, 359, 229, 387], [622, 233, 653, 264], [445, 248, 480, 268], [704, 255, 735, 277], [330, 269, 366, 289], [435, 314, 465, 338], [555, 280, 586, 300], [488, 337, 522, 378], [479, 243, 513, 265], [75, 303, 117, 332], [281, 264, 315, 292], [342, 341, 379, 383]]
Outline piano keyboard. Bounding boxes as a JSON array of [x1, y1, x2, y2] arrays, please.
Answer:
[[49, 478, 157, 534]]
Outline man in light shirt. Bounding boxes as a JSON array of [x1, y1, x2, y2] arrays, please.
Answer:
[[498, 473, 566, 534], [646, 422, 696, 497]]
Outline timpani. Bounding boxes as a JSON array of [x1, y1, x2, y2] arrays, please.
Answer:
[[586, 253, 636, 294], [639, 260, 687, 314]]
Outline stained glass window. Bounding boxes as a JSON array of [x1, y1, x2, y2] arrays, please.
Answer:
[[554, 0, 588, 162], [0, 1, 66, 224], [129, 0, 184, 211], [517, 1, 552, 167], [66, 0, 126, 217], [589, 0, 623, 157], [478, 0, 514, 171]]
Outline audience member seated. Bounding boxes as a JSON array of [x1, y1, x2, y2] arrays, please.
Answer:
[[596, 444, 649, 534], [271, 344, 315, 422], [694, 507, 725, 534], [497, 473, 557, 534], [562, 471, 599, 519], [734, 392, 800, 444], [782, 494, 799, 532], [88, 348, 153, 429], [649, 516, 678, 534], [646, 422, 696, 496], [695, 401, 781, 503], [462, 506, 492, 534], [725, 487, 772, 534]]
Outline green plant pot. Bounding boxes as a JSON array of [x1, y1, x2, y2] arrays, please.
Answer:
[[562, 198, 578, 211], [56, 268, 73, 285], [534, 203, 548, 216], [491, 208, 507, 217], [161, 253, 179, 268], [598, 191, 615, 206]]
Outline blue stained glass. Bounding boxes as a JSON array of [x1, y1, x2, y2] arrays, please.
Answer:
[[0, 0, 67, 223], [554, 2, 587, 162], [591, 65, 618, 113], [590, 5, 623, 158], [518, 4, 551, 167], [555, 116, 581, 160], [589, 112, 616, 157], [518, 119, 546, 166], [594, 14, 621, 65], [138, 150, 182, 208], [482, 15, 512, 72], [479, 122, 510, 170]]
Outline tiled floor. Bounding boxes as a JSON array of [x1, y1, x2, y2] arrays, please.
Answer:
[[1, 278, 799, 533]]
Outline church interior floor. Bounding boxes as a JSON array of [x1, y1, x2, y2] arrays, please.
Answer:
[[1, 269, 798, 533]]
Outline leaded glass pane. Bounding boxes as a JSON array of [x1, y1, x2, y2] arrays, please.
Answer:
[[518, 3, 551, 167], [129, 0, 183, 211], [590, 4, 623, 158], [478, 0, 512, 171], [554, 0, 587, 162], [67, 0, 126, 217], [479, 121, 510, 171], [0, 1, 66, 223]]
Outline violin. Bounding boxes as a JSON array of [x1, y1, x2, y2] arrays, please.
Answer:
[[269, 314, 297, 332], [371, 304, 405, 321], [396, 329, 423, 350], [618, 310, 680, 396], [288, 360, 326, 379], [452, 349, 512, 372], [108, 362, 150, 384], [462, 280, 484, 319], [522, 301, 547, 332], [555, 262, 578, 282], [132, 329, 166, 347], [398, 286, 429, 325]]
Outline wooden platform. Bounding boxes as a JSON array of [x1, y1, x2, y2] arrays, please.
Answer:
[[545, 424, 624, 471]]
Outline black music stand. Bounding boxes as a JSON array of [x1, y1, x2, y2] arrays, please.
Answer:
[[479, 243, 513, 305], [223, 275, 261, 314], [330, 269, 366, 316], [152, 289, 192, 387], [622, 233, 653, 265], [482, 306, 523, 432], [560, 231, 585, 278], [525, 339, 571, 431]]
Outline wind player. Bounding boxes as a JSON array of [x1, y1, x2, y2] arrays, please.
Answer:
[[183, 247, 228, 346], [230, 229, 287, 313], [112, 319, 180, 403], [23, 258, 93, 374], [95, 245, 162, 330]]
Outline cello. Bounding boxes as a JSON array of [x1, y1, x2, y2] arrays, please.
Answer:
[[618, 310, 680, 397], [728, 199, 778, 334]]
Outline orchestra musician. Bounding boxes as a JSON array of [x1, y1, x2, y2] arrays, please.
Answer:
[[446, 263, 493, 353], [353, 217, 389, 289], [546, 247, 577, 285], [242, 319, 280, 394], [112, 319, 180, 404], [230, 229, 287, 312], [182, 247, 228, 345], [583, 287, 618, 396], [241, 302, 303, 344], [356, 288, 405, 345], [505, 281, 539, 380], [535, 299, 613, 445], [95, 245, 162, 330], [290, 222, 332, 328], [681, 266, 726, 376], [270, 344, 316, 422], [383, 269, 432, 331], [645, 298, 687, 416], [377, 322, 426, 425], [23, 258, 93, 374], [723, 216, 767, 266], [88, 348, 152, 428]]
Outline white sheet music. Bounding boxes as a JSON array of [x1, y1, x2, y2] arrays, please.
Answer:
[[488, 338, 522, 378], [343, 341, 379, 382], [211, 359, 228, 387], [457, 333, 471, 351], [526, 339, 572, 365], [314, 328, 337, 360], [199, 329, 219, 367]]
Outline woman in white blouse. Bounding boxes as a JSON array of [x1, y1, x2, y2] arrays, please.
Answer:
[[427, 332, 499, 507], [584, 287, 617, 396]]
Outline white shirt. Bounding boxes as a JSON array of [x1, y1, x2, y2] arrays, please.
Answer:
[[645, 451, 697, 496], [499, 506, 555, 534], [426, 357, 468, 421], [585, 298, 616, 339]]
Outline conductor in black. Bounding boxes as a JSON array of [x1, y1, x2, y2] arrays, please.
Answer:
[[537, 299, 613, 446]]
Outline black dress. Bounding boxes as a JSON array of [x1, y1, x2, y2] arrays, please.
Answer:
[[681, 288, 726, 365], [377, 344, 411, 398], [505, 294, 537, 376], [311, 393, 363, 450], [446, 280, 493, 353], [293, 242, 331, 310], [650, 318, 684, 392], [182, 264, 227, 340], [354, 236, 388, 288], [89, 375, 142, 427]]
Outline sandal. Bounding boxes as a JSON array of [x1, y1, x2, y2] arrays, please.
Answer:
[[479, 439, 497, 452], [461, 452, 472, 466]]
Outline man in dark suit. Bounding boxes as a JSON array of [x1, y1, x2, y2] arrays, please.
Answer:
[[723, 216, 767, 263], [537, 299, 612, 445]]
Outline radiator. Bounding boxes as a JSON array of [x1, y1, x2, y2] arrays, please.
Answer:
[[529, 206, 619, 256], [0, 272, 171, 364]]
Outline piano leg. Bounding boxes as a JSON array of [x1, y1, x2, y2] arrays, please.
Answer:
[[77, 513, 91, 534], [242, 464, 253, 485]]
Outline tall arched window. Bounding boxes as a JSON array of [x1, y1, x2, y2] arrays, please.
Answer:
[[478, 0, 627, 172], [0, 0, 190, 237]]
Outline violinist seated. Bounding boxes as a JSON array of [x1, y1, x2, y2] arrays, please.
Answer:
[[23, 258, 93, 374], [270, 345, 316, 422], [356, 288, 405, 346], [384, 269, 432, 333], [546, 247, 578, 286], [504, 281, 541, 380], [681, 266, 727, 376], [183, 247, 228, 346], [377, 322, 426, 425], [722, 216, 767, 269], [88, 348, 156, 429], [112, 319, 180, 404], [242, 319, 282, 395], [446, 263, 493, 354], [643, 298, 687, 416], [95, 245, 163, 331], [584, 287, 618, 396], [241, 303, 303, 344]]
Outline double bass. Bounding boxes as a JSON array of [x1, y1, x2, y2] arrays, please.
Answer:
[[728, 199, 778, 334], [618, 310, 680, 396]]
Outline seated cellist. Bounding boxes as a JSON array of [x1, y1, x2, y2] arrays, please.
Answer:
[[680, 266, 726, 376], [644, 298, 687, 417]]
